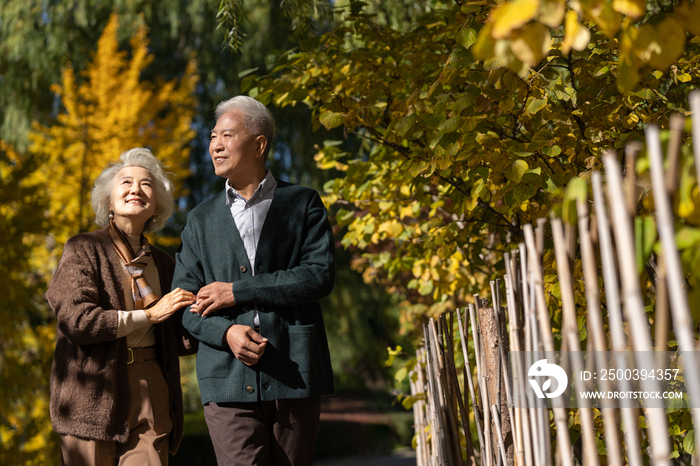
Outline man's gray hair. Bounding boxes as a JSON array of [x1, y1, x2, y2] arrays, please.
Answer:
[[215, 96, 275, 156], [91, 148, 175, 233]]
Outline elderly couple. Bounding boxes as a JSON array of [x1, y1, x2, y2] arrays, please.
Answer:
[[47, 96, 336, 466]]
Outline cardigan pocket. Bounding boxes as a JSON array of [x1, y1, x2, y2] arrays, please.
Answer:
[[287, 324, 316, 374]]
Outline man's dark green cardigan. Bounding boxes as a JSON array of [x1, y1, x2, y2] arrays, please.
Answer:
[[174, 180, 335, 404]]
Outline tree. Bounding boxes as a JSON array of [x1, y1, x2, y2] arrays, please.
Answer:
[[0, 141, 56, 465], [29, 13, 198, 254]]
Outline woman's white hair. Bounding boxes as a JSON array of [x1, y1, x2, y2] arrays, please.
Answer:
[[91, 148, 175, 233], [215, 96, 275, 156]]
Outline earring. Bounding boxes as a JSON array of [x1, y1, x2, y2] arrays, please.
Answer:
[[109, 212, 114, 219]]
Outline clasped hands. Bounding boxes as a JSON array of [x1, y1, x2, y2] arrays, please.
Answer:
[[190, 281, 267, 366]]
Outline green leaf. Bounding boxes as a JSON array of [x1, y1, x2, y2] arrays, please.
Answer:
[[542, 145, 562, 157], [684, 431, 696, 455], [456, 28, 477, 50], [438, 117, 461, 134], [525, 96, 548, 115], [676, 227, 700, 249], [395, 114, 418, 137], [319, 111, 345, 130], [562, 177, 587, 224], [394, 366, 408, 382], [506, 159, 529, 182], [237, 67, 259, 78]]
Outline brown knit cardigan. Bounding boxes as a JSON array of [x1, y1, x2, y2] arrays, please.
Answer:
[[46, 226, 197, 454]]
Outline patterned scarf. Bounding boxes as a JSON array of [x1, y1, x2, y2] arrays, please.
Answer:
[[109, 219, 160, 309]]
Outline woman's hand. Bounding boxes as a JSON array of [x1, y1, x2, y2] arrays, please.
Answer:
[[144, 288, 196, 324]]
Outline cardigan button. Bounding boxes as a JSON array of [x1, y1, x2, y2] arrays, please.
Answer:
[[240, 265, 247, 273], [246, 386, 254, 394]]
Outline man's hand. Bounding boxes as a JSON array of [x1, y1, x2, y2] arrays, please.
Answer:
[[224, 325, 268, 366], [191, 282, 236, 316]]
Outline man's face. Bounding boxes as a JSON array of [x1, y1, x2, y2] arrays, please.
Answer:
[[209, 110, 261, 180]]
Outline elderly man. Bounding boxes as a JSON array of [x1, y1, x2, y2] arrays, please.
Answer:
[[173, 96, 335, 465]]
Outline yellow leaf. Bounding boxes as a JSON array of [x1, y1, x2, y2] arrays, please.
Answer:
[[648, 18, 685, 70], [538, 0, 566, 27], [510, 23, 551, 66], [612, 0, 646, 18], [473, 23, 496, 60], [491, 0, 540, 39], [675, 1, 700, 37], [586, 1, 622, 38], [561, 11, 591, 54], [617, 57, 640, 95]]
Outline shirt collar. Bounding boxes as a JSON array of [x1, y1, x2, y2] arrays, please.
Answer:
[[226, 170, 276, 206]]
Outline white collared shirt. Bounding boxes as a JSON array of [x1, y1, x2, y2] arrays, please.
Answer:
[[225, 171, 277, 325]]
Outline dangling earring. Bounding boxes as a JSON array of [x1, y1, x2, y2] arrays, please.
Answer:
[[109, 211, 114, 219]]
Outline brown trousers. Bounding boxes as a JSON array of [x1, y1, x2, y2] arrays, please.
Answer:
[[60, 359, 172, 466], [203, 397, 321, 466]]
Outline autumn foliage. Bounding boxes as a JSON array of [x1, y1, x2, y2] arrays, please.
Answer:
[[250, 0, 700, 331]]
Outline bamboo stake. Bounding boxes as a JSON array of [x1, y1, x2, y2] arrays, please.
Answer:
[[646, 124, 700, 460], [490, 281, 514, 438], [523, 223, 573, 466], [519, 243, 546, 466], [480, 324, 494, 466], [457, 308, 486, 462], [602, 150, 673, 466], [470, 302, 493, 466], [591, 171, 643, 466], [412, 349, 429, 466], [689, 91, 700, 186], [440, 313, 467, 466], [491, 404, 508, 466], [505, 254, 532, 466], [551, 218, 599, 466], [665, 114, 685, 193], [625, 142, 641, 217], [430, 318, 458, 466], [576, 198, 624, 466], [423, 323, 441, 465], [654, 250, 670, 352]]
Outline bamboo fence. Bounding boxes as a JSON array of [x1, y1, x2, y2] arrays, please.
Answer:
[[407, 93, 700, 466]]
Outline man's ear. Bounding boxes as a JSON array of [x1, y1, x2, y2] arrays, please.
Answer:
[[255, 135, 268, 159]]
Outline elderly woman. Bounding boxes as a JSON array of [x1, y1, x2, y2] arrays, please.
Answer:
[[46, 148, 197, 465]]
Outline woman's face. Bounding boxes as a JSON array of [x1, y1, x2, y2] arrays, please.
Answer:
[[109, 166, 157, 232]]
